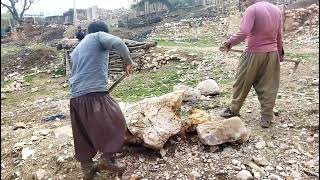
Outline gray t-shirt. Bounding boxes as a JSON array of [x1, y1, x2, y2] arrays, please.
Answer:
[[70, 32, 133, 98]]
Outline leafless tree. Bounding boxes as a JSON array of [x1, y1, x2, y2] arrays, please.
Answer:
[[1, 0, 38, 25]]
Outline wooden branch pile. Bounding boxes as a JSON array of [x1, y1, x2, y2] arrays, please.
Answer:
[[108, 40, 157, 79], [57, 38, 158, 79]]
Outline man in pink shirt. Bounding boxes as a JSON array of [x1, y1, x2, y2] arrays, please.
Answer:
[[220, 0, 284, 128]]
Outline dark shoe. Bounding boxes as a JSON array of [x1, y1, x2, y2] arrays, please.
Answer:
[[97, 157, 126, 174], [81, 162, 99, 180], [220, 108, 239, 118], [260, 117, 272, 128]]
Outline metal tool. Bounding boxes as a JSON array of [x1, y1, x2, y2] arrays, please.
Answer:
[[108, 73, 127, 93], [219, 47, 301, 75]]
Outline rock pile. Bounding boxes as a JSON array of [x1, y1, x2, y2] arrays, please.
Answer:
[[121, 90, 250, 150], [119, 15, 162, 29], [1, 47, 59, 77], [147, 17, 227, 44], [284, 4, 319, 32]]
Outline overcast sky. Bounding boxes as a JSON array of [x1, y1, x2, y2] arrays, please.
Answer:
[[2, 0, 132, 16]]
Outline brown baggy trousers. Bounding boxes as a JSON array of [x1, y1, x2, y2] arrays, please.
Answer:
[[70, 92, 126, 162], [230, 52, 280, 121]]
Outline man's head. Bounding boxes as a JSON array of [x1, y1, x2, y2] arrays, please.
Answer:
[[77, 26, 82, 30], [87, 21, 109, 34], [243, 0, 256, 7]]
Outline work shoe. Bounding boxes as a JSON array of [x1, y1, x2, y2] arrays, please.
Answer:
[[97, 156, 126, 174], [260, 117, 272, 128], [81, 162, 99, 180], [220, 108, 240, 118]]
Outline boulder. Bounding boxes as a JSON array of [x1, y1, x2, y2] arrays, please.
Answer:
[[196, 117, 250, 146], [173, 84, 201, 101], [123, 91, 184, 149], [196, 79, 221, 95]]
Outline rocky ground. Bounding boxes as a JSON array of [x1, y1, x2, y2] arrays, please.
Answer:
[[1, 4, 319, 180]]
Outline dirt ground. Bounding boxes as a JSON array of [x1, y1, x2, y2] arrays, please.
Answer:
[[1, 38, 319, 180], [1, 5, 319, 180]]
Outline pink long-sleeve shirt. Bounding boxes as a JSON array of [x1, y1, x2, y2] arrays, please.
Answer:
[[226, 0, 283, 53]]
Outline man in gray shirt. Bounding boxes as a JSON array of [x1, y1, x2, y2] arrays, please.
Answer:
[[69, 21, 134, 179]]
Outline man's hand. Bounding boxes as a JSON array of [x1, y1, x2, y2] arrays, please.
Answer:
[[279, 49, 284, 62], [125, 64, 135, 76], [279, 55, 284, 62], [220, 42, 231, 53]]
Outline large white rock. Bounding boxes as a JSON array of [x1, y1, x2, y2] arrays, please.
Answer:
[[123, 91, 184, 149], [173, 84, 201, 101], [196, 117, 250, 146], [236, 170, 253, 180], [196, 79, 221, 95]]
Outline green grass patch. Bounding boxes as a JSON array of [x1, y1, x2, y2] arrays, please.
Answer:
[[286, 53, 319, 63], [217, 76, 234, 85], [3, 85, 69, 105], [30, 43, 54, 51], [1, 45, 22, 56], [1, 79, 14, 88], [54, 67, 66, 76], [155, 39, 178, 46], [180, 110, 189, 120], [112, 63, 189, 102], [2, 74, 69, 105], [23, 74, 35, 83], [185, 79, 199, 86]]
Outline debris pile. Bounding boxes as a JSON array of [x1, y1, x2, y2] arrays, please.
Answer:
[[20, 24, 66, 46], [119, 15, 162, 29], [1, 47, 59, 77]]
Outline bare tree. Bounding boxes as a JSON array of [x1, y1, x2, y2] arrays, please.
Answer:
[[1, 0, 38, 25]]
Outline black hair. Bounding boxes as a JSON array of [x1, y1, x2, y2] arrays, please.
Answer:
[[87, 21, 109, 34]]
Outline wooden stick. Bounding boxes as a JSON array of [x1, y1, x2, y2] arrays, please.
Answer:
[[219, 47, 301, 64], [108, 73, 127, 93]]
